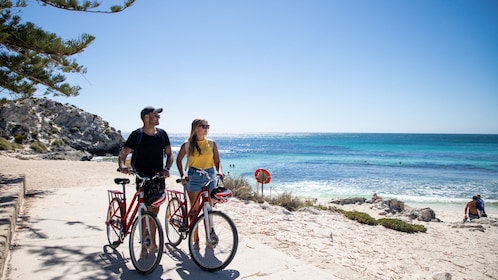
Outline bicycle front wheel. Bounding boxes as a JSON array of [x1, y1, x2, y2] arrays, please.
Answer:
[[129, 211, 164, 274], [106, 197, 124, 248], [188, 210, 238, 272], [165, 197, 185, 247]]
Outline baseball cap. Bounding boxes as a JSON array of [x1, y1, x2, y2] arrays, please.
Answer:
[[140, 106, 163, 120]]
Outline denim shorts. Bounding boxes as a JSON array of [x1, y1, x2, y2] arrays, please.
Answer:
[[187, 167, 216, 192]]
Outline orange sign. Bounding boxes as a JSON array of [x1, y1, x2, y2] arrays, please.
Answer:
[[254, 168, 271, 184]]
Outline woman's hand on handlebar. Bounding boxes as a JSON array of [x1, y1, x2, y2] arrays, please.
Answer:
[[180, 175, 188, 185]]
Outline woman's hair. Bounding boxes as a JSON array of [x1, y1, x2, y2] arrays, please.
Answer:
[[187, 118, 207, 156]]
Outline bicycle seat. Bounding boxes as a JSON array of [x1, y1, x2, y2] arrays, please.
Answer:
[[114, 178, 130, 185], [210, 187, 232, 203]]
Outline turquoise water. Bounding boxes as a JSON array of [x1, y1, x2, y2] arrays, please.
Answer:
[[122, 133, 498, 207]]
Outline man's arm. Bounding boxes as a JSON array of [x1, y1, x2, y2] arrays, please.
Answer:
[[118, 146, 133, 174], [163, 145, 174, 177]]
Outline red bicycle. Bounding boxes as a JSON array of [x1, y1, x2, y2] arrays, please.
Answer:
[[105, 171, 166, 274], [164, 169, 238, 271]]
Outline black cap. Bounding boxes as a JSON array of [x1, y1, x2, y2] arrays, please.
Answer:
[[140, 106, 163, 120]]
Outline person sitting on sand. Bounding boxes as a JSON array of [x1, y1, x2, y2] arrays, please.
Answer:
[[476, 194, 487, 217], [464, 196, 480, 222]]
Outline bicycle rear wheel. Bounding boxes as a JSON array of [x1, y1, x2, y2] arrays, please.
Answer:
[[165, 197, 186, 247], [188, 210, 238, 272], [129, 211, 164, 274], [106, 197, 124, 248]]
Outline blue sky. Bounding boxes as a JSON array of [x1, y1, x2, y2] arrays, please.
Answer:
[[17, 0, 498, 134]]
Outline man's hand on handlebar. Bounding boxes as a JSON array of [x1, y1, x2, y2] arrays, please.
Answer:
[[161, 168, 170, 177], [118, 166, 131, 174]]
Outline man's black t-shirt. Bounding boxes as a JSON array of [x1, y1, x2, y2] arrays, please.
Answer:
[[125, 128, 170, 177]]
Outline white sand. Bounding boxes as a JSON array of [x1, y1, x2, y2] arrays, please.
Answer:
[[1, 155, 497, 279]]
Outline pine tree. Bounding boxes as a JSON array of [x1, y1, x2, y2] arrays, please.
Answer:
[[0, 0, 136, 99]]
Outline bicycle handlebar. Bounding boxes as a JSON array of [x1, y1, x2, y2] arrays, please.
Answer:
[[116, 168, 164, 182]]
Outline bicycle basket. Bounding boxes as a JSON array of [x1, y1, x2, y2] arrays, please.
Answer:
[[210, 187, 232, 203]]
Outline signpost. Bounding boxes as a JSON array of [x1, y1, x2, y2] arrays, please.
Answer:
[[254, 168, 271, 197]]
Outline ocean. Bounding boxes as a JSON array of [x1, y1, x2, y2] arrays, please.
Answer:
[[119, 133, 498, 209]]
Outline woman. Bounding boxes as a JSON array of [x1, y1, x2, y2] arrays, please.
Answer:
[[176, 118, 224, 210]]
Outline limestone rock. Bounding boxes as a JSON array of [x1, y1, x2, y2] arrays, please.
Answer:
[[0, 98, 124, 159]]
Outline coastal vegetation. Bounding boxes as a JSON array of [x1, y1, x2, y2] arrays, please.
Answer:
[[224, 176, 427, 233]]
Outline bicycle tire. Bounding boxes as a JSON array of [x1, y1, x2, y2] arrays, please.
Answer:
[[106, 197, 124, 248], [188, 210, 238, 272], [165, 197, 185, 247], [129, 211, 164, 274]]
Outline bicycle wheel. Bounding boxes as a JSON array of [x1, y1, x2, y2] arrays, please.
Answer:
[[188, 210, 238, 272], [106, 197, 124, 248], [165, 197, 185, 247], [129, 211, 164, 274]]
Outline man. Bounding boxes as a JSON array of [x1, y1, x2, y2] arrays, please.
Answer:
[[463, 196, 480, 222], [118, 106, 173, 252], [476, 194, 487, 217]]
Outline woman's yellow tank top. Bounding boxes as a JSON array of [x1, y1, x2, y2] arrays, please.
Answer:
[[188, 139, 215, 170]]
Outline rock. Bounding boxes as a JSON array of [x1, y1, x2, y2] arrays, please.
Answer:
[[329, 197, 366, 205], [383, 199, 405, 213], [0, 98, 124, 159], [431, 271, 452, 280], [405, 207, 439, 222], [80, 155, 93, 161]]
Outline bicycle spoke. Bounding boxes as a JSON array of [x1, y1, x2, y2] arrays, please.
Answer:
[[106, 198, 123, 248], [129, 212, 164, 274], [165, 197, 185, 246], [188, 211, 238, 271]]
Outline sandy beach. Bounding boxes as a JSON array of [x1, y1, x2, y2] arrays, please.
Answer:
[[1, 154, 497, 279]]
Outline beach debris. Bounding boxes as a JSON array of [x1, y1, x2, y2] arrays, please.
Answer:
[[452, 224, 485, 232], [431, 271, 452, 280], [259, 201, 271, 210]]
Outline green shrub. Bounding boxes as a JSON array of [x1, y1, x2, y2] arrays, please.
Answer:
[[51, 139, 64, 147], [0, 137, 13, 150], [344, 211, 378, 225], [14, 133, 26, 144], [30, 141, 47, 153], [270, 191, 303, 211], [377, 218, 427, 233]]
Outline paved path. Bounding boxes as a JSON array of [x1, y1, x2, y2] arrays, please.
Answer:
[[3, 185, 336, 280]]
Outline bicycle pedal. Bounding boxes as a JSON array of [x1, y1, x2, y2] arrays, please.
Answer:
[[179, 226, 188, 232]]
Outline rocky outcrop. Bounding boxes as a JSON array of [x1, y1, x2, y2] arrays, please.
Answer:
[[0, 97, 124, 159], [330, 197, 441, 222], [330, 197, 366, 205]]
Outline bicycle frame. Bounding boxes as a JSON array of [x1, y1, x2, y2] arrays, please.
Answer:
[[166, 171, 215, 237], [107, 185, 148, 237], [107, 173, 163, 243], [165, 169, 238, 272]]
